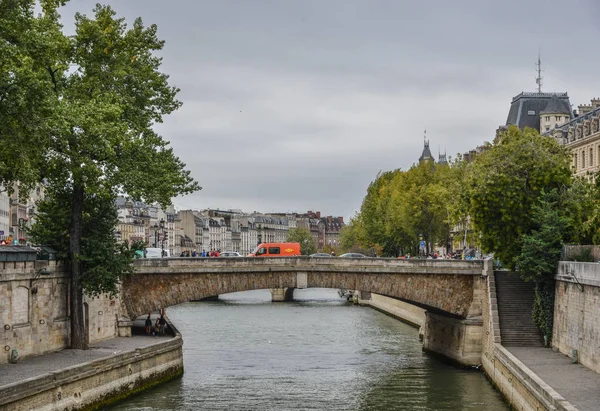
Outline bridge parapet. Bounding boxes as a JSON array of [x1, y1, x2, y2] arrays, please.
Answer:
[[133, 257, 484, 276]]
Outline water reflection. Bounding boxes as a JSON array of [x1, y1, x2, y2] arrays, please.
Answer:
[[109, 289, 508, 411]]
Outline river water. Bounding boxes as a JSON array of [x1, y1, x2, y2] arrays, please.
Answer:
[[109, 289, 509, 410]]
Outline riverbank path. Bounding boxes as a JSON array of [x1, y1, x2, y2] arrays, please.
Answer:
[[508, 347, 600, 411], [0, 335, 173, 389]]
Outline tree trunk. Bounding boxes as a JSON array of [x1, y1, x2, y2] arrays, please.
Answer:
[[69, 184, 87, 349]]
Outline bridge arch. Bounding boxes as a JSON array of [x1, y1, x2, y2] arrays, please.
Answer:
[[121, 257, 485, 321]]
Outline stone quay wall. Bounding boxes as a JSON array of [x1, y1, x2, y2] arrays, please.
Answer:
[[555, 262, 600, 374], [0, 335, 183, 411], [1, 261, 123, 365], [481, 269, 576, 411]]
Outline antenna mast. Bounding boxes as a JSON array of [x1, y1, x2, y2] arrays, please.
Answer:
[[535, 53, 543, 92]]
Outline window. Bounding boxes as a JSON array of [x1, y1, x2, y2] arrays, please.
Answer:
[[545, 116, 550, 121], [528, 110, 536, 115], [582, 151, 586, 168], [545, 126, 550, 131], [574, 153, 578, 170], [591, 148, 594, 166], [256, 247, 266, 256], [268, 247, 280, 254], [555, 116, 560, 121]]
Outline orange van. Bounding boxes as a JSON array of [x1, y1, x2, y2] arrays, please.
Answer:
[[248, 242, 301, 257]]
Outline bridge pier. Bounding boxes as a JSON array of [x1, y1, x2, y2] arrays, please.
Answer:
[[270, 287, 295, 302], [422, 311, 483, 366]]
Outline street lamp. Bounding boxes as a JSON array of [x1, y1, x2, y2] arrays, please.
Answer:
[[159, 218, 165, 258], [152, 223, 159, 248], [449, 232, 454, 255]]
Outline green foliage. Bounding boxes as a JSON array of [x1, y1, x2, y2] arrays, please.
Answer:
[[468, 126, 571, 268], [514, 189, 569, 340], [567, 247, 595, 262], [287, 228, 317, 255], [29, 188, 133, 297], [0, 3, 200, 347]]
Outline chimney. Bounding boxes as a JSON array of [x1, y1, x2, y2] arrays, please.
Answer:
[[591, 98, 600, 109]]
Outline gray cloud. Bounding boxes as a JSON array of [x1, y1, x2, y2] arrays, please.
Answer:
[[61, 0, 600, 219]]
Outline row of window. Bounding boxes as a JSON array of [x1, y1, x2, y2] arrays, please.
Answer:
[[573, 146, 600, 170]]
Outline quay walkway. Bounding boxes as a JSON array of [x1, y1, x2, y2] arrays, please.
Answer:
[[0, 335, 172, 389], [507, 347, 600, 411]]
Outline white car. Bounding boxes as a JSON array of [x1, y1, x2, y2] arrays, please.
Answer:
[[219, 251, 242, 257]]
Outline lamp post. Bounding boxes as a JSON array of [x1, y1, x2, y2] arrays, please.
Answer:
[[449, 232, 454, 255], [159, 218, 165, 258], [152, 223, 159, 248]]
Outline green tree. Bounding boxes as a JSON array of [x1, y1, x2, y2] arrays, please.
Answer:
[[29, 187, 133, 297], [0, 3, 200, 348], [287, 228, 317, 255], [468, 126, 571, 268], [514, 189, 570, 341]]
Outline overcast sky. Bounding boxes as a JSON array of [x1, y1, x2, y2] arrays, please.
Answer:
[[60, 0, 600, 220]]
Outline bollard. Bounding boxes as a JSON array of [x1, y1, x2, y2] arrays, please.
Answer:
[[571, 349, 578, 364], [10, 348, 19, 364]]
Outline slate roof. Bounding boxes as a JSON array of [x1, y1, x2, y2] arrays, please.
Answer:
[[506, 92, 572, 131], [541, 94, 571, 114], [419, 141, 434, 162]]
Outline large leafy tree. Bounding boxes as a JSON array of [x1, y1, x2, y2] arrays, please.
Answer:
[[0, 3, 199, 349], [287, 228, 317, 255], [29, 187, 133, 297], [467, 126, 571, 268]]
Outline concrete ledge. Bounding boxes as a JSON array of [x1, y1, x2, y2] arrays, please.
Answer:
[[0, 336, 183, 410], [358, 293, 425, 328], [493, 344, 578, 411]]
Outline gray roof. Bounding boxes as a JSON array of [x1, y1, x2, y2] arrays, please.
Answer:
[[419, 141, 434, 162], [506, 92, 572, 131], [540, 94, 571, 114]]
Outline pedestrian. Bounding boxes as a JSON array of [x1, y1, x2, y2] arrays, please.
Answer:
[[145, 314, 152, 336], [154, 317, 160, 336], [331, 251, 336, 256], [201, 249, 206, 257], [192, 250, 197, 257], [216, 249, 220, 257], [159, 315, 166, 336]]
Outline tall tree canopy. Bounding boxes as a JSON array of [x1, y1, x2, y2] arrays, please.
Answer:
[[467, 126, 571, 267], [0, 2, 200, 349]]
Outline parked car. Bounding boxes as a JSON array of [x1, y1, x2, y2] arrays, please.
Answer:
[[310, 253, 332, 257], [220, 251, 242, 257], [339, 253, 366, 258]]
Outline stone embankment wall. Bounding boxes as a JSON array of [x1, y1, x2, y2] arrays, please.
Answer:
[[481, 269, 576, 411], [1, 261, 122, 365], [0, 334, 183, 411], [555, 262, 600, 374]]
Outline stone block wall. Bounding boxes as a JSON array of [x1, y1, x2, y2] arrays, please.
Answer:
[[554, 262, 600, 374], [1, 261, 122, 364], [0, 336, 183, 411]]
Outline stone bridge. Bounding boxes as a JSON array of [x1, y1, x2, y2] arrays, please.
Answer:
[[121, 257, 490, 365], [123, 257, 486, 319]]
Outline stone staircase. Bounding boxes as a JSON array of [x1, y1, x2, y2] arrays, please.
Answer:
[[495, 271, 544, 347]]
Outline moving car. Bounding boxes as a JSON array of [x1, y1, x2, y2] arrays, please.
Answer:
[[339, 253, 366, 258], [248, 242, 301, 257], [220, 251, 242, 257], [310, 253, 332, 257]]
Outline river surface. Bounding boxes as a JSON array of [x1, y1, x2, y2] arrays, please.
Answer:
[[109, 289, 509, 410]]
